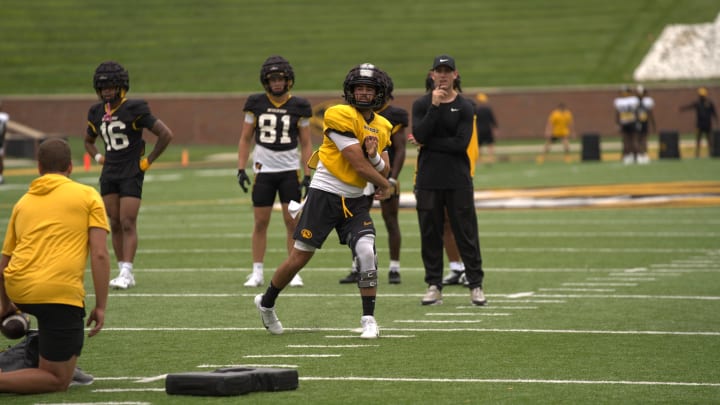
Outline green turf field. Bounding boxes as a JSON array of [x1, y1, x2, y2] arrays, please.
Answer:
[[1, 0, 719, 94], [1, 144, 719, 403], [1, 0, 720, 402]]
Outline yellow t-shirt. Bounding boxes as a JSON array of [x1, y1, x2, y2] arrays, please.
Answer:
[[548, 109, 574, 137], [321, 104, 392, 188], [2, 174, 109, 307]]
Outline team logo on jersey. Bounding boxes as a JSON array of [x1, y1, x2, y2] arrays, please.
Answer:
[[300, 229, 313, 239]]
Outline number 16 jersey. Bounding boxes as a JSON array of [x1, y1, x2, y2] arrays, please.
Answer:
[[87, 98, 157, 179]]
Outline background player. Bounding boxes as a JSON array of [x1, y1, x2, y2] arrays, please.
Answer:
[[474, 93, 498, 166], [634, 85, 655, 164], [84, 61, 173, 289], [237, 56, 313, 288], [680, 87, 718, 158], [339, 70, 408, 285], [614, 86, 639, 164], [539, 102, 575, 163]]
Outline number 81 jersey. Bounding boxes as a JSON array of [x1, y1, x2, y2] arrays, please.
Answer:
[[243, 94, 312, 173]]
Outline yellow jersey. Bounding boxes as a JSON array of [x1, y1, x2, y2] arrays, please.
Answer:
[[321, 104, 392, 188], [548, 108, 574, 137]]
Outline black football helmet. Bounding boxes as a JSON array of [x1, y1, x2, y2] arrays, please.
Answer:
[[343, 63, 388, 110], [93, 61, 129, 101], [260, 56, 294, 96]]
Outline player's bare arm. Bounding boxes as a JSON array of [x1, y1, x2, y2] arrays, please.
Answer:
[[146, 120, 174, 164], [87, 227, 110, 337]]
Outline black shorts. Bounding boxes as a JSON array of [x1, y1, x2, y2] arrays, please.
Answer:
[[252, 171, 301, 207], [294, 188, 374, 249], [477, 130, 495, 145], [100, 171, 145, 198], [16, 303, 86, 362], [620, 123, 636, 135]]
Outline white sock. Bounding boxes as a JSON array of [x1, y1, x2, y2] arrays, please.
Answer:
[[449, 261, 465, 272], [121, 262, 133, 273], [118, 261, 127, 272], [389, 260, 400, 272], [253, 262, 263, 275], [351, 259, 358, 273]]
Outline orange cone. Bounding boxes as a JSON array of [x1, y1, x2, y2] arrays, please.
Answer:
[[181, 149, 189, 167], [83, 153, 91, 171]]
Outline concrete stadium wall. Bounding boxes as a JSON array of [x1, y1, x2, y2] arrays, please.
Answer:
[[2, 85, 716, 146]]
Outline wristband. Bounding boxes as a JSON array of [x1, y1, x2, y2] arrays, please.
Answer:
[[373, 158, 386, 172], [94, 153, 103, 163], [368, 154, 381, 166]]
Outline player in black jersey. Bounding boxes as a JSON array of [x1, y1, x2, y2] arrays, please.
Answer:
[[84, 61, 174, 289], [339, 71, 408, 285], [237, 56, 313, 288], [474, 93, 498, 165], [680, 87, 718, 158]]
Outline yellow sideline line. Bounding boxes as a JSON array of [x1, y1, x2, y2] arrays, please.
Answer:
[[480, 181, 720, 198]]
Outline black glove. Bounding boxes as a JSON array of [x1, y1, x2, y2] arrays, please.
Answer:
[[300, 175, 311, 198], [237, 169, 251, 193]]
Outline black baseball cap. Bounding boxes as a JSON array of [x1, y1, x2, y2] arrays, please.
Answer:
[[432, 55, 456, 70]]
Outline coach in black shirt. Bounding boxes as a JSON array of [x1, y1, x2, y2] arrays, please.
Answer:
[[411, 55, 486, 307]]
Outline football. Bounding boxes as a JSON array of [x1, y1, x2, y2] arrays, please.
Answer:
[[1, 312, 31, 340]]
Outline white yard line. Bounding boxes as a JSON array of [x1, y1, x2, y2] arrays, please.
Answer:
[[302, 376, 720, 387], [97, 326, 720, 336]]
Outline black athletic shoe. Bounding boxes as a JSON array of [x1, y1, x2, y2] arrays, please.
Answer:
[[339, 271, 360, 284], [388, 271, 401, 284], [442, 270, 464, 285]]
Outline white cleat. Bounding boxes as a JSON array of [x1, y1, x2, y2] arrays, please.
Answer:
[[244, 273, 264, 287], [255, 294, 283, 335], [109, 270, 135, 290], [360, 315, 379, 339], [289, 274, 304, 287]]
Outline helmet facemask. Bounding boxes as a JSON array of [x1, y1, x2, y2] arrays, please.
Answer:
[[260, 56, 295, 96], [343, 64, 388, 111], [263, 72, 292, 96], [93, 61, 129, 104]]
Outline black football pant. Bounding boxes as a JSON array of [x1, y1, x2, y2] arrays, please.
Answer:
[[415, 187, 484, 289]]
